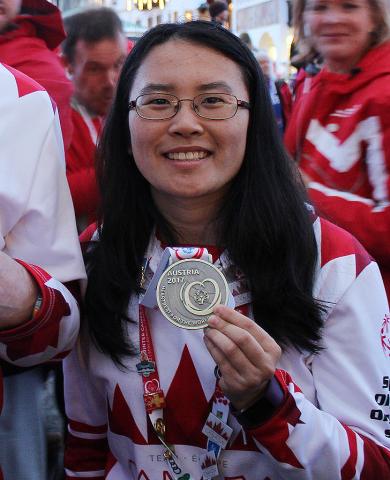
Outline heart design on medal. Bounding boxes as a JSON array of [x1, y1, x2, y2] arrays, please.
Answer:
[[180, 279, 221, 316], [178, 475, 190, 480], [145, 378, 160, 393]]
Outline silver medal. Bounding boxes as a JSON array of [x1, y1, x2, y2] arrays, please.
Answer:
[[156, 259, 229, 329]]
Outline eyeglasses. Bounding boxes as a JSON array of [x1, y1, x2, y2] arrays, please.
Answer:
[[128, 92, 251, 120]]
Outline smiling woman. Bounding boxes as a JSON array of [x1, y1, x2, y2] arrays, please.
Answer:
[[285, 0, 390, 299], [64, 21, 390, 480]]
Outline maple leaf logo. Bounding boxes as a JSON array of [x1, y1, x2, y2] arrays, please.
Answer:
[[381, 314, 390, 357], [206, 420, 229, 440]]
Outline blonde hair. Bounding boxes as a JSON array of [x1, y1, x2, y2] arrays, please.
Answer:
[[292, 0, 390, 65]]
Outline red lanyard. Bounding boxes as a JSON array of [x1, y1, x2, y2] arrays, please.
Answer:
[[138, 305, 166, 413]]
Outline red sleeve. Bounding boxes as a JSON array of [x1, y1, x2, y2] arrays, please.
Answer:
[[305, 97, 390, 270]]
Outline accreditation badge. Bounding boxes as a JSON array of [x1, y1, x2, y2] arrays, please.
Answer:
[[157, 258, 230, 330]]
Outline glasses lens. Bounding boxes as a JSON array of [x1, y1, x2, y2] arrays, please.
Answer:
[[195, 93, 237, 119], [136, 93, 177, 119]]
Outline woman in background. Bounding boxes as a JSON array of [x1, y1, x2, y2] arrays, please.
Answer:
[[285, 0, 390, 298]]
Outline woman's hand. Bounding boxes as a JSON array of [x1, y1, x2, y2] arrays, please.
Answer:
[[204, 305, 281, 411]]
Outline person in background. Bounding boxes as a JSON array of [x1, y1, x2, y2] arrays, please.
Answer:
[[285, 0, 390, 299], [0, 63, 85, 480], [209, 0, 229, 27], [0, 0, 74, 150], [197, 2, 210, 21], [239, 31, 257, 53], [256, 49, 292, 134], [64, 21, 389, 479], [62, 7, 127, 232]]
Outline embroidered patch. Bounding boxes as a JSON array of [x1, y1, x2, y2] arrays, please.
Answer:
[[381, 314, 390, 357]]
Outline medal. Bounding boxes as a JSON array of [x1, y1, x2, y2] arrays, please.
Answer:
[[156, 259, 230, 329]]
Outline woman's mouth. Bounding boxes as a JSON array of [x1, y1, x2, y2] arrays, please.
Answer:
[[165, 151, 210, 160]]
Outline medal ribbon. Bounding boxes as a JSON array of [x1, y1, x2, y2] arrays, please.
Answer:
[[168, 246, 212, 264], [138, 304, 195, 479]]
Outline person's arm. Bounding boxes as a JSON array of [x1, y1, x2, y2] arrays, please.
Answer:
[[0, 64, 85, 365], [205, 244, 390, 478], [0, 251, 38, 329], [303, 100, 390, 267], [244, 259, 390, 478]]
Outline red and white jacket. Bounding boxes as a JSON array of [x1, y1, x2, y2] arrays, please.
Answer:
[[0, 0, 74, 150], [64, 217, 390, 479], [284, 41, 390, 299], [0, 63, 85, 425]]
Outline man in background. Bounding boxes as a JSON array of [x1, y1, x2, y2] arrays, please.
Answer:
[[62, 7, 127, 232], [209, 1, 229, 27], [256, 50, 292, 134]]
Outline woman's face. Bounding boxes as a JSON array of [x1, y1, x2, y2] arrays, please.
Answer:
[[128, 40, 250, 208], [304, 0, 375, 72]]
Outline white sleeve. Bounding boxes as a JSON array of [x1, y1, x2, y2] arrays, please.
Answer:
[[248, 261, 390, 479], [0, 64, 85, 283]]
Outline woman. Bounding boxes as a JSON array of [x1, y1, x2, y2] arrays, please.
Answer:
[[285, 0, 390, 298], [64, 22, 390, 479]]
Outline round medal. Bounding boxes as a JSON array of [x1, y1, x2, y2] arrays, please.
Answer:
[[156, 259, 229, 329]]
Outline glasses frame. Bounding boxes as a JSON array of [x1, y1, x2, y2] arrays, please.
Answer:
[[128, 92, 251, 121]]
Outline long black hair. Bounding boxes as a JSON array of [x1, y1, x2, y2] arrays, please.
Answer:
[[86, 21, 325, 365]]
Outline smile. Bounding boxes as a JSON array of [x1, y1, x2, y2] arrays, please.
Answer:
[[166, 151, 209, 160]]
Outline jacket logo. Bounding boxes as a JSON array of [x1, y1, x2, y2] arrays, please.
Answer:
[[329, 104, 361, 118], [306, 116, 384, 172]]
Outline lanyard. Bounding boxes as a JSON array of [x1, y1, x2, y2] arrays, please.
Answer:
[[138, 304, 193, 479]]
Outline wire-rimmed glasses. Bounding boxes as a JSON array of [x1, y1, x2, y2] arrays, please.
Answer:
[[128, 92, 251, 120]]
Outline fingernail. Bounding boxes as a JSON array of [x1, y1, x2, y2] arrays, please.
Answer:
[[208, 315, 218, 327]]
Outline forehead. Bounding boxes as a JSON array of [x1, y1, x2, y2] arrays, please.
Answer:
[[130, 40, 248, 97], [74, 35, 127, 64]]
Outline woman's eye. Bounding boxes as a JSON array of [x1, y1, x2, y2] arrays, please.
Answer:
[[343, 2, 359, 9], [148, 98, 171, 105], [306, 1, 327, 11], [202, 96, 226, 105]]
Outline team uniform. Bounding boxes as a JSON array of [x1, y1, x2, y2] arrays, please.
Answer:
[[64, 215, 390, 480], [0, 63, 85, 479], [284, 40, 390, 299]]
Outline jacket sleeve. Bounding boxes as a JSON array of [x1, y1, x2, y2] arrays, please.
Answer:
[[63, 335, 109, 480], [0, 262, 80, 366], [246, 260, 390, 479], [0, 64, 85, 365], [305, 100, 390, 269]]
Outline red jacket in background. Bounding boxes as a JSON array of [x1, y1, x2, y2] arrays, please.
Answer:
[[0, 0, 73, 149], [285, 41, 390, 298], [66, 106, 101, 230]]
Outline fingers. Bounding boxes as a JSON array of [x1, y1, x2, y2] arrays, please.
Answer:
[[207, 305, 281, 361], [203, 305, 282, 409]]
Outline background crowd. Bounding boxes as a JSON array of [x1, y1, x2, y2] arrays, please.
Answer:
[[0, 0, 390, 478]]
